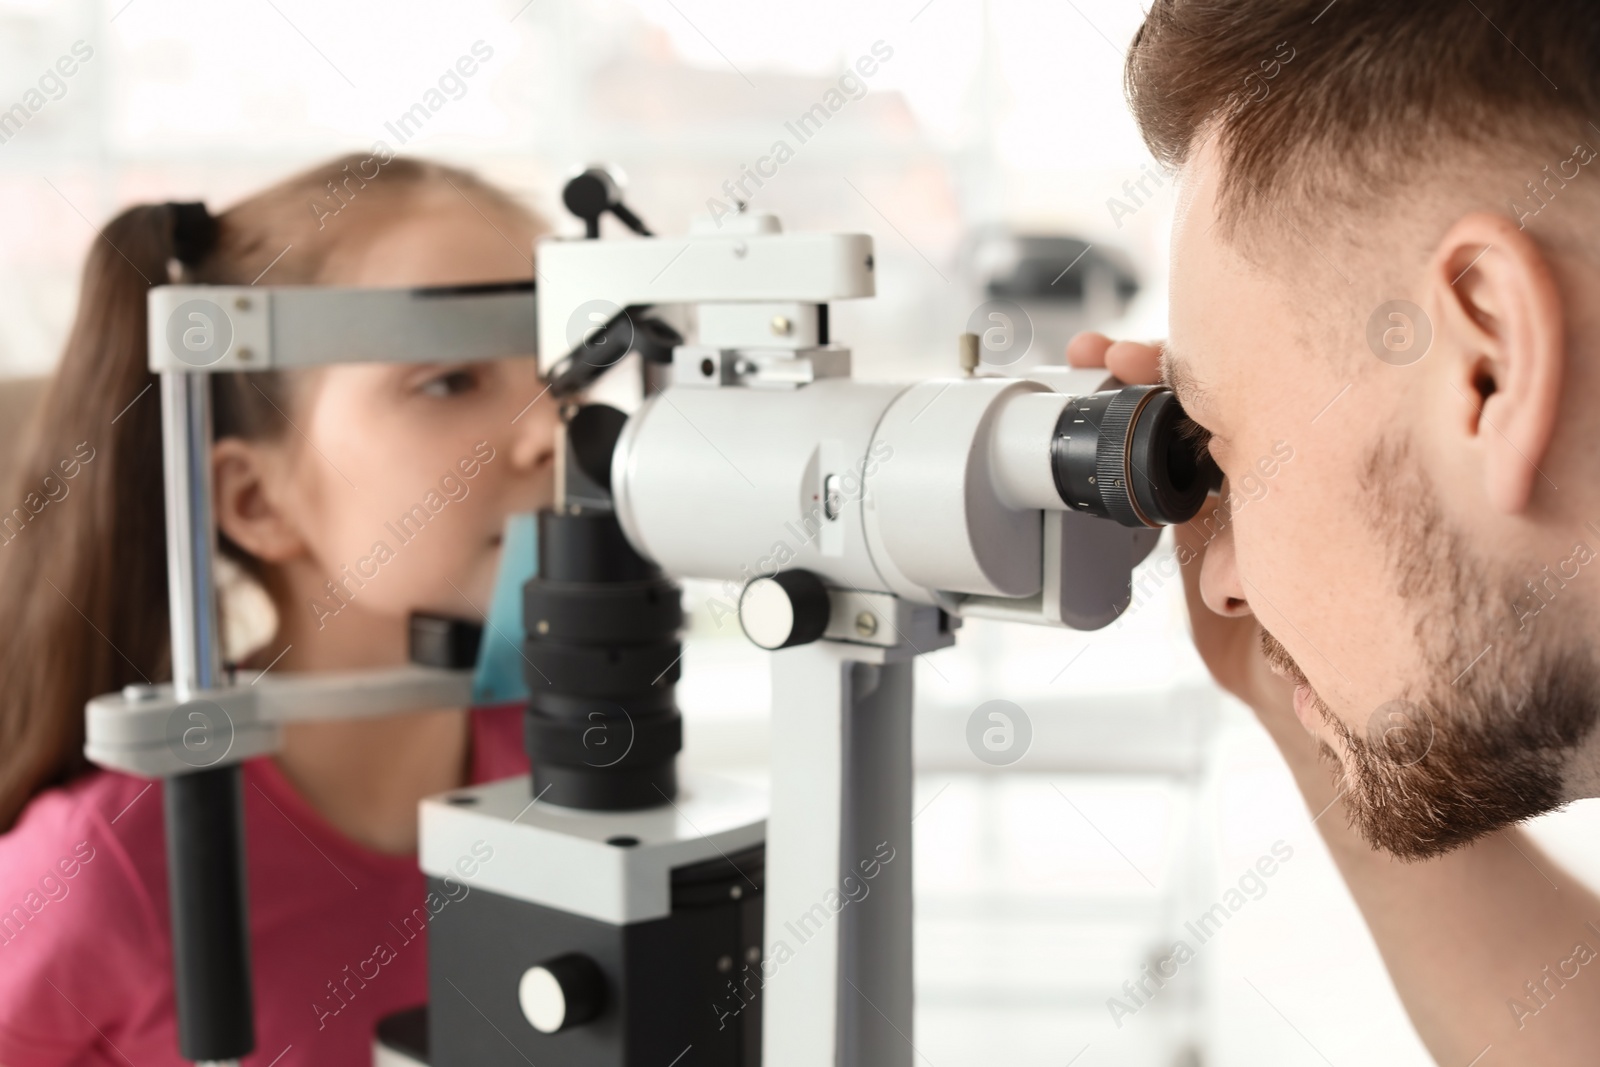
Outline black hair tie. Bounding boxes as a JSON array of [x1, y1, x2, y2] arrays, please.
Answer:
[[168, 201, 217, 267]]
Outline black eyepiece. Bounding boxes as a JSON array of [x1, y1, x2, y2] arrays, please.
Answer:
[[1049, 384, 1222, 527]]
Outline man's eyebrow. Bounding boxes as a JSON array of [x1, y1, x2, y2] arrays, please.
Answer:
[[1159, 346, 1211, 415]]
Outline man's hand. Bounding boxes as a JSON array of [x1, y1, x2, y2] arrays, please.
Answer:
[[1065, 331, 1297, 730]]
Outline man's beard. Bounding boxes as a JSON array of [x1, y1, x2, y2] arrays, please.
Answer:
[[1256, 433, 1599, 861]]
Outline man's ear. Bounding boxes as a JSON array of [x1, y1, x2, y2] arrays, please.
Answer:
[[1425, 211, 1563, 515], [213, 437, 306, 563]]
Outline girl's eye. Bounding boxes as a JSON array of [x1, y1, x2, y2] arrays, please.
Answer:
[[420, 369, 478, 398]]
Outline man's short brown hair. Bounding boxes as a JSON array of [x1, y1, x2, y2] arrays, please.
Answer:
[[1126, 0, 1600, 234]]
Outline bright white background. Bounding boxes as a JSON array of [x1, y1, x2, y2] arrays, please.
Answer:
[[5, 1, 1599, 1064]]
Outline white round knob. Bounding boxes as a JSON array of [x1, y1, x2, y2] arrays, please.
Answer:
[[738, 570, 831, 650], [518, 967, 565, 1034], [518, 954, 605, 1034]]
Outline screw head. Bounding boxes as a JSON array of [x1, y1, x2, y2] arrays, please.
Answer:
[[536, 619, 550, 635], [771, 315, 792, 336], [236, 346, 253, 362], [854, 611, 878, 637], [234, 296, 252, 312]]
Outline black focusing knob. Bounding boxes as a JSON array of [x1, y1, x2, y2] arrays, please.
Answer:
[[562, 167, 653, 238], [562, 169, 620, 233], [738, 570, 832, 650], [518, 953, 606, 1034]]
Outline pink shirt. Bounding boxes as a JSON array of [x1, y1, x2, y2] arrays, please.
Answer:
[[0, 705, 528, 1066]]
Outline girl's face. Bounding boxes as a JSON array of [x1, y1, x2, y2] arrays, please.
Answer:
[[216, 192, 558, 657]]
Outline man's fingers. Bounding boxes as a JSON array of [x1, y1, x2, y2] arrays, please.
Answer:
[[1104, 339, 1163, 385], [1065, 331, 1114, 367], [1066, 332, 1163, 387]]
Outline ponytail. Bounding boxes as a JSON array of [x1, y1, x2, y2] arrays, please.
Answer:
[[0, 204, 178, 830]]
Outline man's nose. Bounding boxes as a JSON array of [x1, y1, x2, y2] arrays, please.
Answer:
[[1198, 504, 1253, 618]]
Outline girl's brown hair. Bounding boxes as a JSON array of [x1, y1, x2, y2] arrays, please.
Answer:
[[0, 152, 540, 831]]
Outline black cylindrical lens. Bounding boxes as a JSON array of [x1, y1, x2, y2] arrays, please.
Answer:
[[524, 507, 684, 810], [1049, 383, 1221, 527]]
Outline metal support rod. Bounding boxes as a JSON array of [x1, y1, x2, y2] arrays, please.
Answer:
[[838, 657, 915, 1062], [762, 640, 916, 1067], [161, 371, 224, 697], [159, 371, 254, 1064]]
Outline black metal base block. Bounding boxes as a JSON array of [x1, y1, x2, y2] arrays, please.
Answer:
[[428, 847, 763, 1067]]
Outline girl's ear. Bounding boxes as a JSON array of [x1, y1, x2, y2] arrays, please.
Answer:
[[213, 437, 307, 563]]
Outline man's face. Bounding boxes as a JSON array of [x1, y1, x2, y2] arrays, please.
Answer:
[[1165, 140, 1599, 859]]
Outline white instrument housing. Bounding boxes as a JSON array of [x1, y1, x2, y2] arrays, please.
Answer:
[[612, 358, 1160, 631]]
